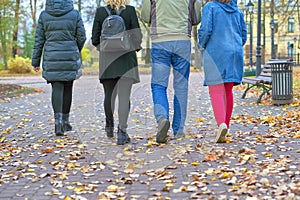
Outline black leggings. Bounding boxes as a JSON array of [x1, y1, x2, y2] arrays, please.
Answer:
[[51, 81, 74, 114], [102, 78, 133, 131]]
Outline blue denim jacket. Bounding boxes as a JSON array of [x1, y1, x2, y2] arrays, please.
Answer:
[[198, 0, 247, 86]]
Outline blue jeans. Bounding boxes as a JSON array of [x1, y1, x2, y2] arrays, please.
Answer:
[[151, 40, 191, 133]]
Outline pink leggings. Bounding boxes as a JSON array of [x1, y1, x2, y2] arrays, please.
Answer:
[[208, 82, 234, 128]]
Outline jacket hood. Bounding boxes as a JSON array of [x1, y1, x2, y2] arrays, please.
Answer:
[[214, 0, 238, 13], [45, 0, 74, 17]]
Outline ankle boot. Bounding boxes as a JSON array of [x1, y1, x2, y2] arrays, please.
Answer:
[[117, 127, 130, 145], [105, 119, 114, 138], [54, 113, 64, 136], [62, 113, 72, 131], [105, 126, 114, 138]]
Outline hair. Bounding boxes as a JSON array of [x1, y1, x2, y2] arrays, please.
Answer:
[[105, 0, 129, 10]]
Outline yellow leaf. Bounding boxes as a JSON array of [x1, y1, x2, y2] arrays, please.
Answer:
[[243, 155, 251, 161], [181, 186, 187, 191], [0, 136, 5, 143], [293, 133, 300, 138], [191, 161, 199, 166], [166, 183, 174, 187], [107, 185, 119, 192], [123, 146, 130, 151], [204, 169, 214, 175], [22, 118, 30, 122], [54, 139, 62, 143], [147, 141, 154, 147], [66, 186, 74, 190], [231, 185, 239, 190], [211, 177, 217, 181], [2, 127, 12, 134], [113, 171, 119, 175], [64, 196, 72, 200], [77, 144, 85, 149], [219, 172, 230, 179], [146, 149, 152, 154], [37, 138, 46, 143], [124, 168, 133, 174], [74, 187, 85, 192], [265, 153, 272, 157], [197, 118, 205, 122], [56, 144, 66, 148], [35, 160, 43, 164], [67, 163, 75, 168], [226, 133, 232, 137]]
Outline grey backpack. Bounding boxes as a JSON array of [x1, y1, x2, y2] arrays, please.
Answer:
[[100, 6, 130, 52]]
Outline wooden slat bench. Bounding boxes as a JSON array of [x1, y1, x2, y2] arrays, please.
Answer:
[[241, 64, 272, 103]]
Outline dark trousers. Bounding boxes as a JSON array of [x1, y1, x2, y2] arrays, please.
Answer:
[[102, 78, 133, 131], [51, 81, 74, 114]]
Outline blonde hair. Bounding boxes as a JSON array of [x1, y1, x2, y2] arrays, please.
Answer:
[[105, 0, 129, 10]]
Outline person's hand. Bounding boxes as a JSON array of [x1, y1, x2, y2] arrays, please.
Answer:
[[33, 66, 40, 72]]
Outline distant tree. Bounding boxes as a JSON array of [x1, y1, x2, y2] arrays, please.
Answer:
[[74, 0, 82, 12], [12, 0, 20, 57], [21, 28, 35, 58], [0, 0, 14, 70], [296, 0, 300, 49]]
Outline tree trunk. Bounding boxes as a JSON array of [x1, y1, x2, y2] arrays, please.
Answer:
[[1, 40, 8, 70], [78, 0, 81, 12], [12, 0, 20, 57], [30, 0, 37, 29]]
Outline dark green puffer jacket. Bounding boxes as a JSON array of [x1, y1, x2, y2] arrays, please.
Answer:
[[31, 0, 86, 82]]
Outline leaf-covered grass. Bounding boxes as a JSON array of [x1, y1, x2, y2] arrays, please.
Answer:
[[293, 67, 300, 92], [0, 84, 44, 102], [0, 69, 39, 77]]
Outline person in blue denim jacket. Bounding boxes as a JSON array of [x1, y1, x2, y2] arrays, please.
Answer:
[[198, 0, 247, 143]]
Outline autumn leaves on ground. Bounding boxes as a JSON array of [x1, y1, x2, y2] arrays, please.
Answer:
[[0, 71, 299, 199], [233, 67, 300, 135]]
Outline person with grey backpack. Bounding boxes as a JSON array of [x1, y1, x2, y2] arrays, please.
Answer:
[[91, 0, 142, 145]]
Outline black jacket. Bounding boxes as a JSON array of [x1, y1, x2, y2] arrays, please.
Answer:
[[32, 0, 86, 82], [91, 5, 142, 83]]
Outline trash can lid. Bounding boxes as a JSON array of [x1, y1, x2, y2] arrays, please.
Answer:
[[266, 59, 294, 65]]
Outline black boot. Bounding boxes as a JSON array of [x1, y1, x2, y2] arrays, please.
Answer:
[[62, 113, 72, 131], [105, 119, 114, 138], [54, 113, 64, 136], [117, 127, 130, 145]]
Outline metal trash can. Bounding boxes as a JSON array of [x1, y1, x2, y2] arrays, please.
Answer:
[[267, 59, 294, 105]]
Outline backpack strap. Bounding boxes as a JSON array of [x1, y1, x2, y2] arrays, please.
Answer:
[[116, 7, 124, 15], [104, 5, 124, 16], [104, 6, 111, 16]]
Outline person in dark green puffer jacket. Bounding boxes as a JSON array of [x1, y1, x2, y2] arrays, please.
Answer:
[[31, 0, 86, 136]]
